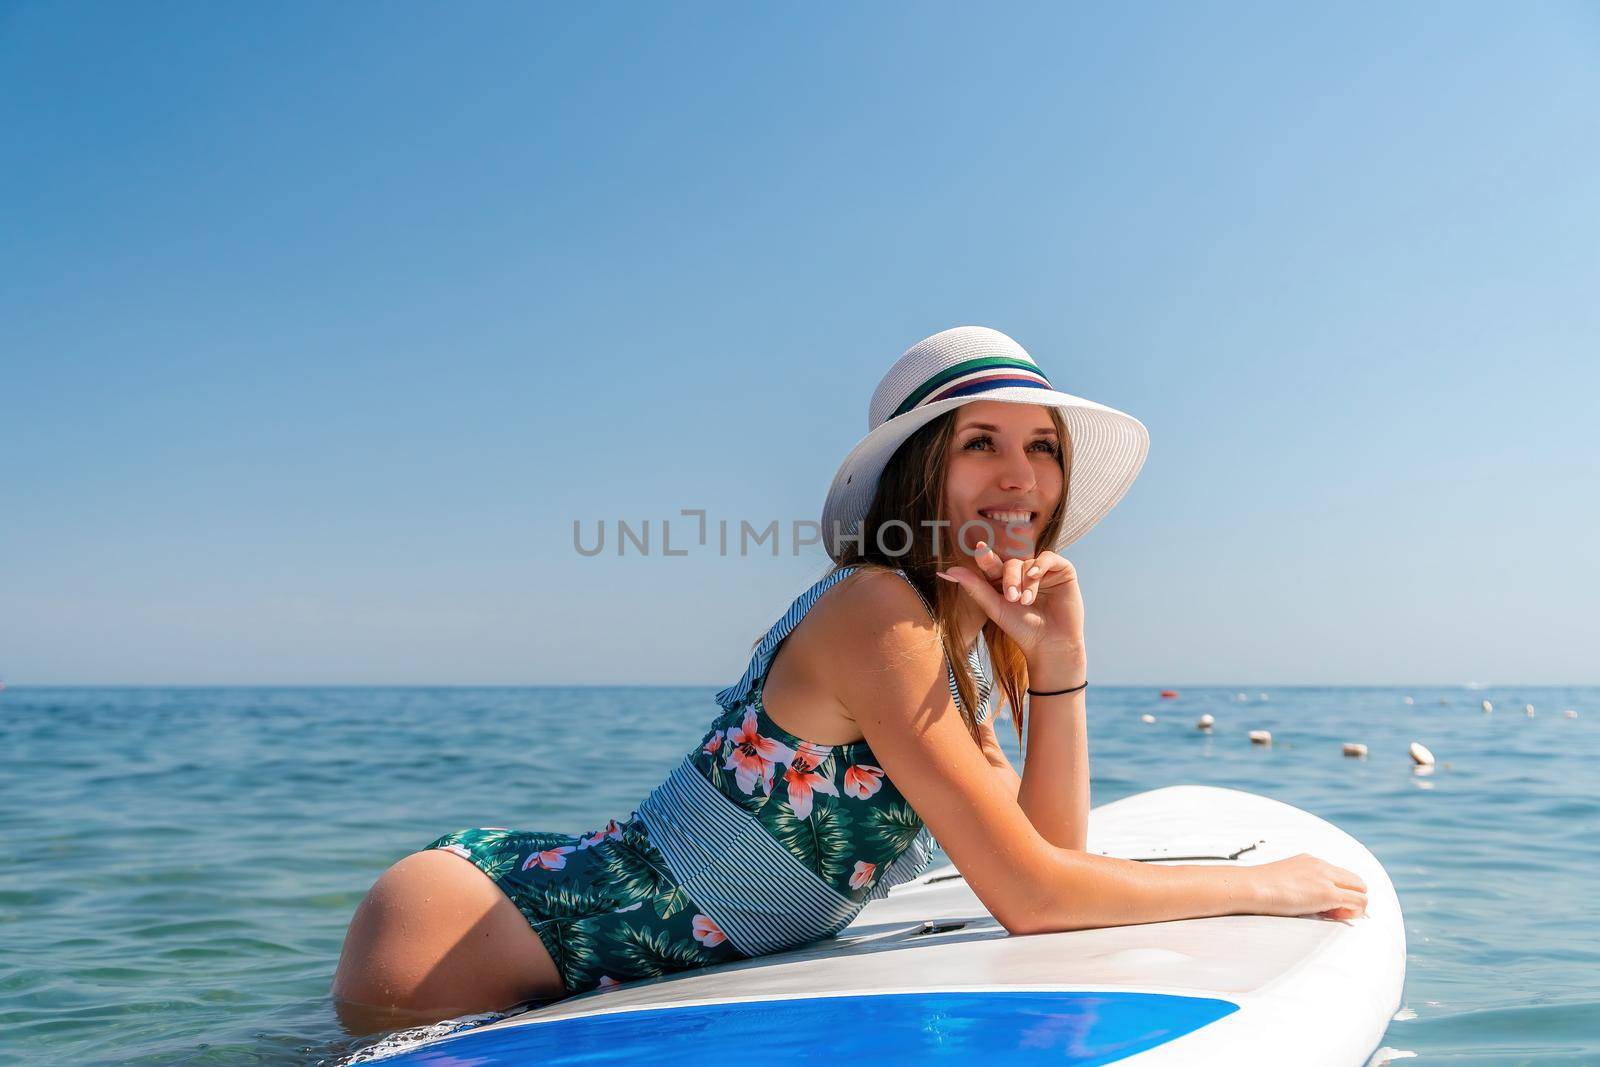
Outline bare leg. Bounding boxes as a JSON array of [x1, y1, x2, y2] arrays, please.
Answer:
[[331, 849, 567, 1036]]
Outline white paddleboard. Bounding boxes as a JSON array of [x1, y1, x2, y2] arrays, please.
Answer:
[[365, 785, 1405, 1066]]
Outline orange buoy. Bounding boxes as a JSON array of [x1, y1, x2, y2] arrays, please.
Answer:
[[1159, 690, 1179, 699]]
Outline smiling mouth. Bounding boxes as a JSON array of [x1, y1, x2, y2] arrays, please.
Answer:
[[978, 509, 1035, 525]]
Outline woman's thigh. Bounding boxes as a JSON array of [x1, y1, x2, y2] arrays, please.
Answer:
[[331, 849, 564, 1033]]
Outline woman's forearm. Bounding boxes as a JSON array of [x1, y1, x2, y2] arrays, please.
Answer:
[[1016, 661, 1090, 851], [1009, 850, 1265, 935]]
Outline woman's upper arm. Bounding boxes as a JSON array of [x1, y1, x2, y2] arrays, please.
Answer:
[[817, 571, 1066, 934]]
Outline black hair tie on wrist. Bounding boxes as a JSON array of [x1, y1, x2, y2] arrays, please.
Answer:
[[1026, 680, 1088, 697]]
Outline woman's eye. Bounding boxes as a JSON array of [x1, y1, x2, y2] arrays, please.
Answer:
[[961, 435, 1060, 455]]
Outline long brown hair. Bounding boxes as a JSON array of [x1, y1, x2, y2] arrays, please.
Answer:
[[825, 405, 1071, 745]]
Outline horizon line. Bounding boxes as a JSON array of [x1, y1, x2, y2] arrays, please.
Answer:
[[2, 682, 1592, 691]]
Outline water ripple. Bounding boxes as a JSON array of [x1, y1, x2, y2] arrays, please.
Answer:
[[2, 684, 1595, 1065]]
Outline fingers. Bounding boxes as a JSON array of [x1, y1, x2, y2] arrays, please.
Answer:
[[1334, 872, 1368, 894], [1316, 891, 1366, 921], [1022, 551, 1076, 604], [1003, 555, 1025, 602], [1316, 882, 1367, 921], [1019, 550, 1056, 605], [975, 542, 1034, 605], [973, 542, 1004, 581], [1324, 861, 1367, 895], [974, 544, 1076, 606], [936, 565, 1009, 621], [1020, 559, 1041, 605]]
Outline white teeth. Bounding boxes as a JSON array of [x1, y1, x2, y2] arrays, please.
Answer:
[[980, 510, 1033, 523]]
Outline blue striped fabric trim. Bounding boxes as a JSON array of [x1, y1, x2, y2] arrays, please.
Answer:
[[967, 640, 996, 726], [637, 754, 862, 957]]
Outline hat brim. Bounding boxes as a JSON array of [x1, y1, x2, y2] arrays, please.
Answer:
[[819, 386, 1149, 562]]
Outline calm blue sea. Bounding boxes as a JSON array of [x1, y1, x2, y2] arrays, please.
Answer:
[[3, 686, 1596, 1065]]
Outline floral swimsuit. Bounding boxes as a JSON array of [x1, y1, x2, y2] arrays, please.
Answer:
[[425, 566, 992, 997]]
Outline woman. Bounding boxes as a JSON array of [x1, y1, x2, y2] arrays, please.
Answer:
[[330, 325, 1368, 1034]]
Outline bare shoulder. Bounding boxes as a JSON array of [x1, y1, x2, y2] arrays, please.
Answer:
[[807, 567, 939, 651], [759, 567, 943, 747], [803, 566, 948, 724]]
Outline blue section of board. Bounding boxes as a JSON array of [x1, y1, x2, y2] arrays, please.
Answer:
[[373, 989, 1240, 1065]]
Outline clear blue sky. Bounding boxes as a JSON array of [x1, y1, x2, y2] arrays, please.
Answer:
[[2, 2, 1596, 686]]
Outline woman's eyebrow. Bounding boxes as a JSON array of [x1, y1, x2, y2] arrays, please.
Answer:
[[958, 423, 1058, 435]]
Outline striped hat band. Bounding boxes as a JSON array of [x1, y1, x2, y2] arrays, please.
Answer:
[[887, 356, 1054, 423]]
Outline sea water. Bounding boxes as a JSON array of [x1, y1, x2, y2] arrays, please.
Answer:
[[2, 686, 1596, 1065]]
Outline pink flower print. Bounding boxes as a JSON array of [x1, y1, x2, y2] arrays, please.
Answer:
[[782, 760, 840, 820], [596, 975, 621, 991], [723, 708, 797, 795], [843, 763, 885, 800], [702, 729, 725, 757], [789, 741, 833, 773], [576, 818, 626, 850], [849, 860, 877, 891], [436, 843, 474, 861], [692, 913, 727, 947], [521, 845, 577, 871]]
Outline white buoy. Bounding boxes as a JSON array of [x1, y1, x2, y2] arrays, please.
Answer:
[[1481, 700, 1493, 713], [1565, 709, 1579, 719], [1403, 696, 1415, 706], [1249, 730, 1272, 745], [1259, 692, 1270, 701], [1409, 741, 1435, 766], [1525, 703, 1535, 717], [1140, 714, 1156, 724], [1197, 713, 1215, 730], [1343, 743, 1368, 758], [1236, 693, 1249, 701]]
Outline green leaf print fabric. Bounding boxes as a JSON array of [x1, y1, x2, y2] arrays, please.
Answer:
[[425, 816, 740, 996]]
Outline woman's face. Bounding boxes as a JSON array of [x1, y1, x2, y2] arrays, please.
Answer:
[[941, 400, 1064, 562]]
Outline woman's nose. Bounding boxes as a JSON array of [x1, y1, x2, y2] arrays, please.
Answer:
[[998, 448, 1036, 491]]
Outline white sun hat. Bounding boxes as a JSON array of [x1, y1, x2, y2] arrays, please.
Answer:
[[820, 325, 1150, 563]]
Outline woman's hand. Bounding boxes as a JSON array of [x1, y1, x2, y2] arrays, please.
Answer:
[[1250, 853, 1369, 921], [936, 541, 1085, 674]]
